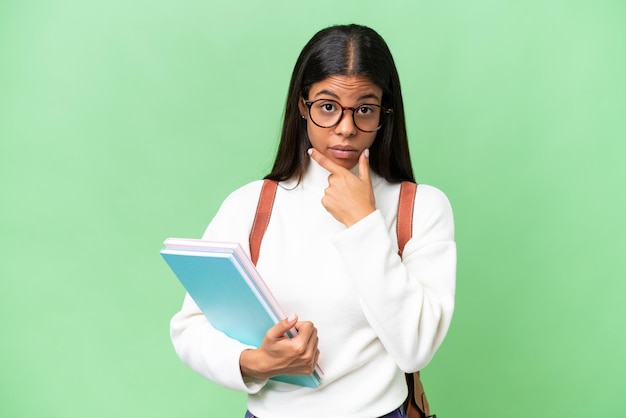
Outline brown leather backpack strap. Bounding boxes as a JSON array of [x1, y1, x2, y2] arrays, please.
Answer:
[[397, 181, 417, 258], [397, 181, 434, 418], [405, 371, 432, 418], [249, 180, 278, 266]]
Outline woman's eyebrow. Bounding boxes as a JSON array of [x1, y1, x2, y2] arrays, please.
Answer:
[[313, 90, 381, 102], [357, 93, 381, 102], [313, 89, 340, 99]]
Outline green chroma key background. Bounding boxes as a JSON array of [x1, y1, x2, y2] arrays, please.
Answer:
[[1, 1, 624, 417]]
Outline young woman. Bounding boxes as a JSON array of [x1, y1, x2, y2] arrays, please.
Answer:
[[170, 24, 456, 418]]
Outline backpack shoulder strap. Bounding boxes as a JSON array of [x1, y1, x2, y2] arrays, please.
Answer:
[[397, 181, 433, 418], [249, 179, 278, 266], [397, 181, 418, 258]]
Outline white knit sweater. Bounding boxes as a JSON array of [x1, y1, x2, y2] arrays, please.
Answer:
[[170, 157, 456, 418]]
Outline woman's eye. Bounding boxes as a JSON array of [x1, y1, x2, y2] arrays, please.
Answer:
[[320, 103, 337, 112], [357, 106, 374, 115]]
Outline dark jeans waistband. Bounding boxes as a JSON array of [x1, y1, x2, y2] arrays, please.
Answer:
[[245, 406, 405, 418]]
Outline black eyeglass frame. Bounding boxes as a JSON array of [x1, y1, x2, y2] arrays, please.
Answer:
[[303, 98, 393, 133]]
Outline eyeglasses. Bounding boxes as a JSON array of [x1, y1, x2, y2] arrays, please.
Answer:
[[303, 98, 393, 132]]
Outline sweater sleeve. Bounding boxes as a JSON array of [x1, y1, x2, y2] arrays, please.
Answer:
[[331, 184, 456, 372], [169, 181, 269, 393]]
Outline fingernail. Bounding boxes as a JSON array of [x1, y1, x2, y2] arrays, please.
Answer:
[[307, 148, 313, 155], [364, 149, 370, 158], [287, 314, 297, 322]]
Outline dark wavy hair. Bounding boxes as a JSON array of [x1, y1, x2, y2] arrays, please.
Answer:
[[265, 24, 414, 183]]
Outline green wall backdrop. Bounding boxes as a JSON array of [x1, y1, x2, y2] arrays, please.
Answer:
[[1, 1, 625, 417]]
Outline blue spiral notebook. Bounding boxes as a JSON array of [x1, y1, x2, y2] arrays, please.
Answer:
[[161, 238, 322, 388]]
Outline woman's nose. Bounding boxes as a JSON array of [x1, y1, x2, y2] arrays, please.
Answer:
[[334, 110, 358, 137]]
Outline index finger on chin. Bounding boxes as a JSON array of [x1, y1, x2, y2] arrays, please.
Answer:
[[308, 148, 344, 175]]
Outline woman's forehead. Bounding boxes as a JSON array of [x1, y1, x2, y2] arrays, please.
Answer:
[[309, 75, 383, 102]]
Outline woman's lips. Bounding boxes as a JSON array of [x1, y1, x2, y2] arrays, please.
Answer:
[[329, 146, 358, 159]]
